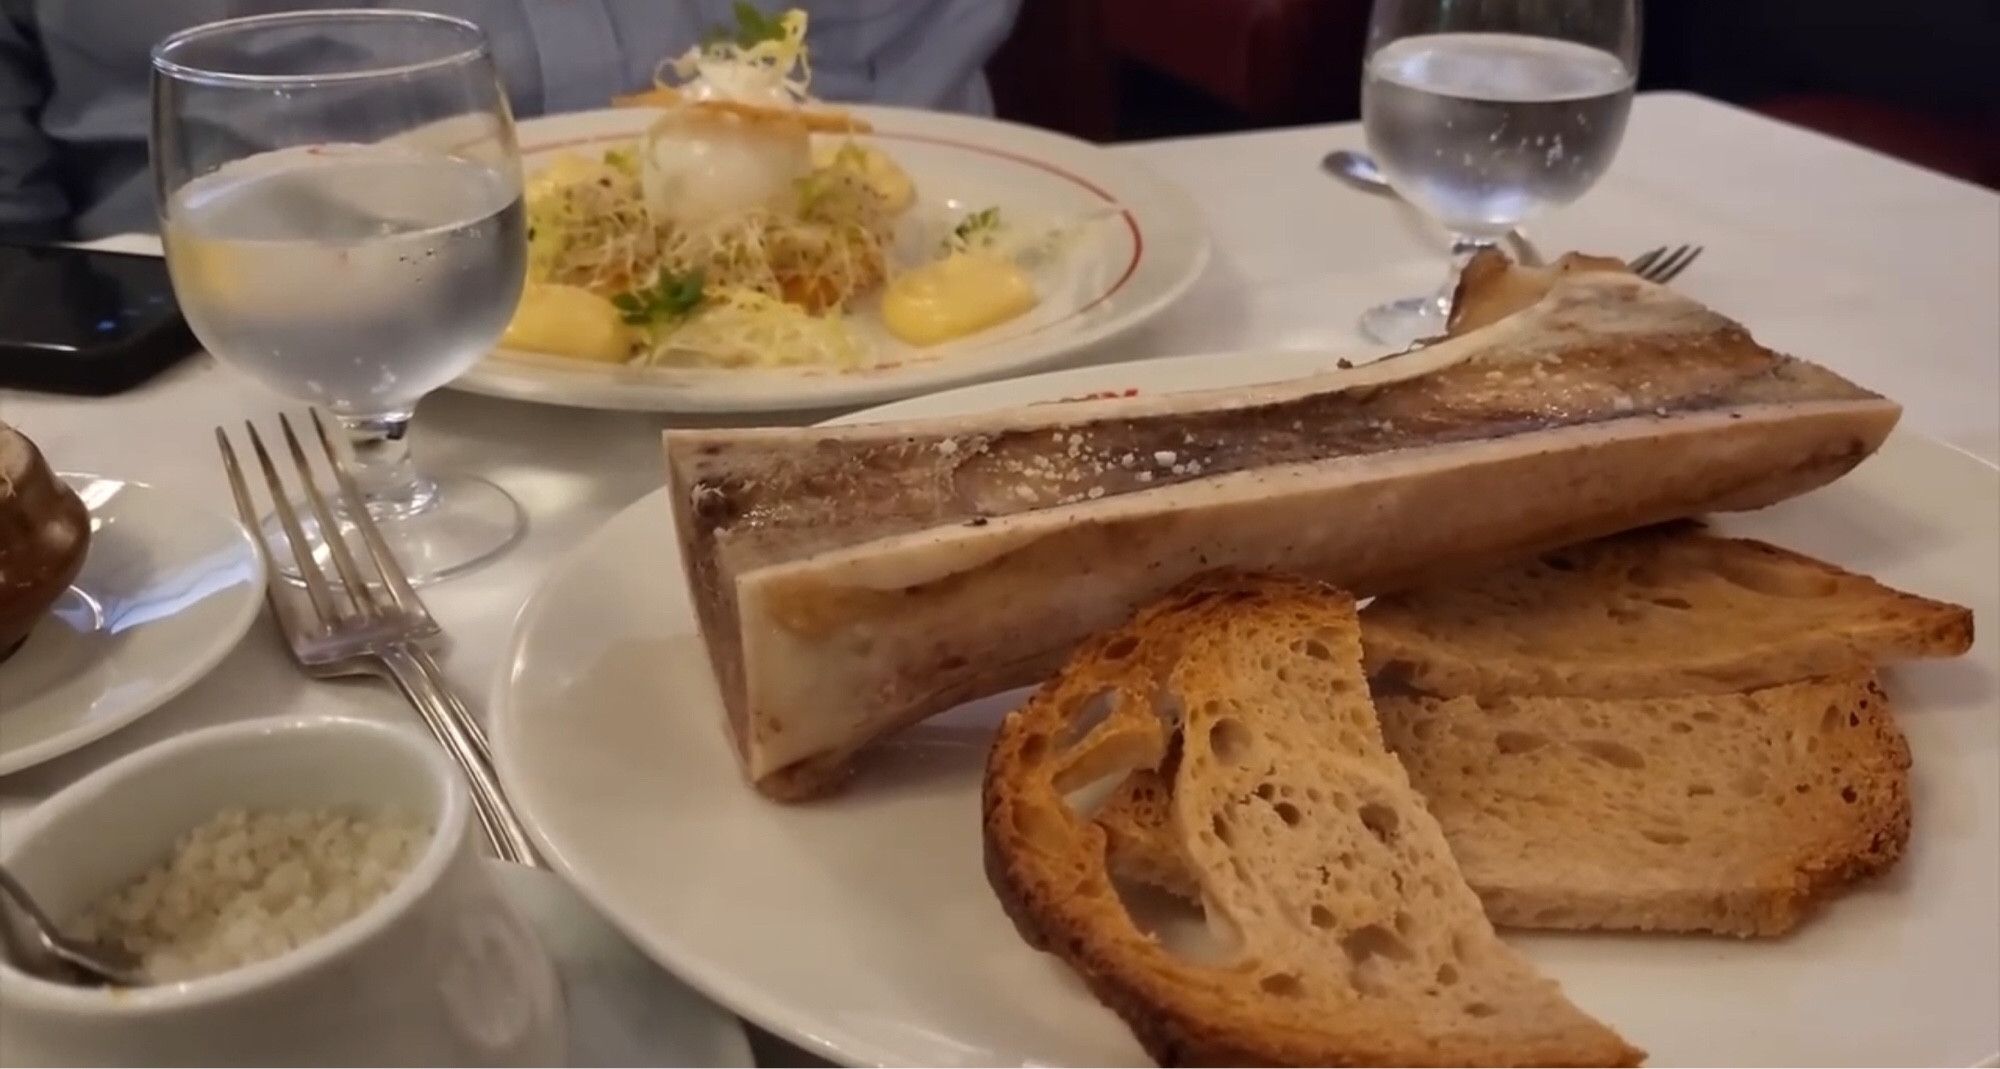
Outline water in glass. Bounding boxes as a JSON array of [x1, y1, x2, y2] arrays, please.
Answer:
[[1364, 32, 1634, 238], [164, 145, 525, 415]]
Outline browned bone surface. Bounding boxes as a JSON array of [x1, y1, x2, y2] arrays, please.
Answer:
[[665, 261, 1901, 799], [0, 422, 90, 664]]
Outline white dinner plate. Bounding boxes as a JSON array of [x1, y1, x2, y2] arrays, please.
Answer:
[[489, 349, 2000, 1068], [491, 861, 754, 1067], [449, 106, 1211, 414], [0, 476, 264, 776]]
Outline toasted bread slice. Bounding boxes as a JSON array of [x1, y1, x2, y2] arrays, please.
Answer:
[[1372, 672, 1912, 937], [1363, 523, 1973, 700], [984, 572, 1641, 1067], [1099, 673, 1913, 937]]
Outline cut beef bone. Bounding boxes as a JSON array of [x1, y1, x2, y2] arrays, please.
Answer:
[[664, 265, 1900, 800]]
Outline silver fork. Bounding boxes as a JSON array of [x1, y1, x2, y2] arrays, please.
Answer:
[[217, 411, 540, 866], [1626, 243, 1703, 284]]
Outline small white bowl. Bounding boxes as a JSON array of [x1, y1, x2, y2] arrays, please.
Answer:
[[0, 715, 567, 1067]]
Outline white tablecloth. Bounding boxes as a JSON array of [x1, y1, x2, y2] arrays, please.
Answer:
[[2, 91, 1996, 1066]]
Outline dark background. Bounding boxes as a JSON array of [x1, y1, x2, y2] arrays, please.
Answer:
[[986, 0, 2000, 190]]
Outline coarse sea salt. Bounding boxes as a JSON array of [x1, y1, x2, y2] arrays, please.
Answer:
[[69, 806, 430, 984]]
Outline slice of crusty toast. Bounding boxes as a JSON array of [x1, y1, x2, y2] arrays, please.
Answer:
[[1096, 526, 1940, 934], [1098, 673, 1914, 938], [1363, 522, 1973, 700], [1370, 672, 1911, 937], [984, 572, 1642, 1067]]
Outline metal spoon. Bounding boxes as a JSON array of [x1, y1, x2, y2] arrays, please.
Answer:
[[0, 864, 147, 987], [1321, 148, 1393, 194], [1319, 149, 1546, 266]]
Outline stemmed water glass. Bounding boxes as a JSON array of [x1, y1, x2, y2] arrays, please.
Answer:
[[1357, 0, 1639, 347], [150, 10, 528, 584]]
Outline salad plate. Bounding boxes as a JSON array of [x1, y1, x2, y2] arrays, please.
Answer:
[[451, 101, 1209, 414]]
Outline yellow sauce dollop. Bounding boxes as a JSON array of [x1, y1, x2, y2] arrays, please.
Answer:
[[879, 252, 1038, 348]]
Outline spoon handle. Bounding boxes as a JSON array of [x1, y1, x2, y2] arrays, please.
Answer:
[[0, 863, 146, 986]]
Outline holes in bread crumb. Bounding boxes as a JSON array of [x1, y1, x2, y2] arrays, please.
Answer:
[[1341, 924, 1413, 967], [1494, 730, 1548, 755], [1359, 803, 1401, 845], [1260, 972, 1305, 997], [1687, 784, 1715, 798], [1058, 689, 1119, 751], [1436, 962, 1460, 987], [1411, 718, 1440, 742], [1210, 813, 1234, 847], [1574, 739, 1646, 770], [1209, 716, 1254, 765], [1017, 733, 1048, 766], [1464, 1002, 1498, 1018], [1101, 635, 1138, 660], [1649, 595, 1695, 610], [1273, 801, 1303, 826], [1734, 770, 1768, 797], [1607, 601, 1651, 623], [1841, 785, 1859, 804], [1294, 637, 1333, 661], [1310, 904, 1336, 929], [1642, 828, 1690, 846], [1670, 720, 1694, 735], [1819, 704, 1844, 734]]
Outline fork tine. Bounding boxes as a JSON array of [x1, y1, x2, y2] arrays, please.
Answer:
[[279, 413, 383, 620], [1625, 245, 1666, 276], [245, 420, 342, 627], [217, 428, 316, 644], [1649, 244, 1703, 284], [310, 410, 428, 618]]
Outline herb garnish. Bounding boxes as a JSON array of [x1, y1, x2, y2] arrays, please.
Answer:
[[612, 269, 706, 326], [704, 2, 787, 48], [947, 206, 1002, 252]]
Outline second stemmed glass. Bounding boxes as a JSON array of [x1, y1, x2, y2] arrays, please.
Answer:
[[1357, 0, 1639, 347], [150, 10, 528, 584]]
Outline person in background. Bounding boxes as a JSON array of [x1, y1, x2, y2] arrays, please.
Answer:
[[0, 0, 1022, 242]]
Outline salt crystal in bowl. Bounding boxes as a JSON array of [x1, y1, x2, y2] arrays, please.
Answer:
[[0, 715, 566, 1067]]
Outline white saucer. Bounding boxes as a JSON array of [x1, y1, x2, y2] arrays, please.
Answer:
[[0, 475, 264, 776], [492, 861, 754, 1067]]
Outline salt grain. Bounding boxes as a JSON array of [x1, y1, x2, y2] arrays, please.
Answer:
[[70, 807, 429, 984]]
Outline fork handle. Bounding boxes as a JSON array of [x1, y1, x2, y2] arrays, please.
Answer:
[[377, 648, 542, 868], [404, 644, 494, 763]]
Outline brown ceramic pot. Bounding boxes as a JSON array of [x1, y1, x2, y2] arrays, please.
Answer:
[[0, 423, 91, 665]]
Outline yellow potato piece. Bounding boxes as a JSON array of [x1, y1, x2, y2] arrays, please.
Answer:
[[813, 139, 916, 214], [880, 252, 1038, 348], [501, 283, 635, 363]]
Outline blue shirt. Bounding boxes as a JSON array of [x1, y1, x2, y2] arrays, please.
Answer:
[[0, 0, 1019, 240]]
